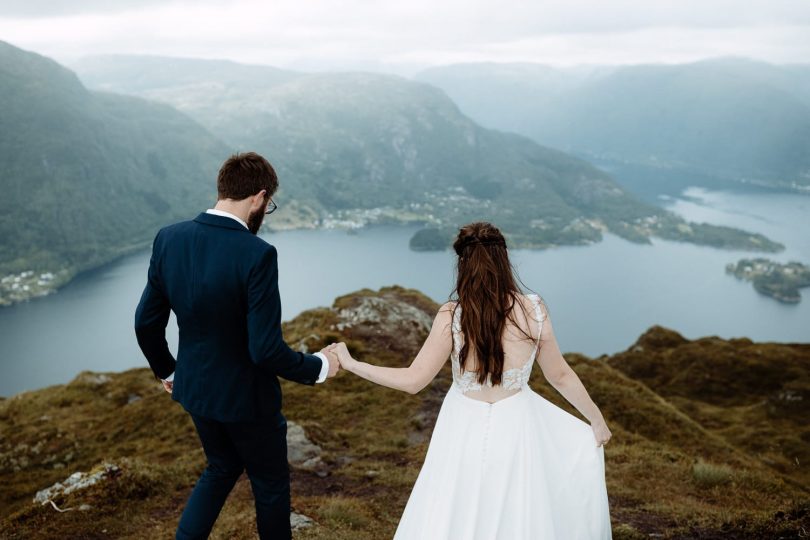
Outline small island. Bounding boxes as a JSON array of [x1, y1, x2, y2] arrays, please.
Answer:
[[409, 227, 451, 251], [726, 258, 810, 303]]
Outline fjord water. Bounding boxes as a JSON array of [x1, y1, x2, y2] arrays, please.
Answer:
[[0, 188, 808, 396]]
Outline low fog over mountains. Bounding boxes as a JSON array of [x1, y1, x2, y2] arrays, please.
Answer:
[[417, 58, 810, 193]]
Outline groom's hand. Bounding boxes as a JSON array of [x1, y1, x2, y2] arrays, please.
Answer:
[[320, 345, 341, 378], [161, 379, 173, 394]]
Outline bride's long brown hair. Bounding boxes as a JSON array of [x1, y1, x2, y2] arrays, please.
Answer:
[[451, 222, 544, 385]]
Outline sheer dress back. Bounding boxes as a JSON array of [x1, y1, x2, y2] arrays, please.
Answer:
[[450, 293, 544, 403]]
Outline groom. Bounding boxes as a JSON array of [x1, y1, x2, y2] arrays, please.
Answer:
[[135, 151, 339, 539]]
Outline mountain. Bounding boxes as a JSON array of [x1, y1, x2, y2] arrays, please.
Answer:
[[74, 54, 300, 96], [0, 42, 230, 284], [416, 58, 810, 195], [1, 286, 808, 538], [72, 55, 784, 254]]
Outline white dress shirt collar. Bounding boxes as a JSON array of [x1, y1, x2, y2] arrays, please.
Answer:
[[206, 208, 248, 230]]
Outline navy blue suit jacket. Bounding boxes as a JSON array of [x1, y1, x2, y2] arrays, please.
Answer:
[[134, 212, 322, 422]]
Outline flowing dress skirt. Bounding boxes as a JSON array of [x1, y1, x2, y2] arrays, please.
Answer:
[[394, 384, 612, 539]]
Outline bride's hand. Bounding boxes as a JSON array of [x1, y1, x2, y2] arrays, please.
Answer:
[[332, 342, 358, 371], [591, 420, 612, 447]]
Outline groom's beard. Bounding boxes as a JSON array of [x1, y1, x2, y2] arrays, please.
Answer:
[[247, 207, 265, 235]]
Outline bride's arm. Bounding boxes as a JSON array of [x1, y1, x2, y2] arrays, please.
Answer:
[[535, 305, 612, 444], [332, 303, 454, 394]]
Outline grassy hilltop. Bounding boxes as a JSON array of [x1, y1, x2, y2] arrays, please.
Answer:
[[1, 286, 808, 539]]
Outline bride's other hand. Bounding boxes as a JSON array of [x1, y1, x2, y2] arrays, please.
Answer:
[[591, 420, 612, 447], [334, 342, 358, 371]]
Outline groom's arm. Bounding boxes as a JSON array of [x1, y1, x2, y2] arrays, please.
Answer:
[[134, 231, 177, 380], [247, 245, 324, 385]]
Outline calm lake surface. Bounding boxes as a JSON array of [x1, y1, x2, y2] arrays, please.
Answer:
[[1, 187, 808, 396]]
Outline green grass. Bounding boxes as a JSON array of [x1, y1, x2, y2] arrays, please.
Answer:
[[692, 459, 735, 489]]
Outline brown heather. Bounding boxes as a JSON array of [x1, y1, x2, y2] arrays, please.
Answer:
[[0, 287, 807, 539]]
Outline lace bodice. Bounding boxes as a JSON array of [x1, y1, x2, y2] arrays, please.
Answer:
[[451, 294, 544, 394]]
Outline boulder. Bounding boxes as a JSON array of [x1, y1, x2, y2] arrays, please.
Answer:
[[33, 463, 120, 504], [290, 511, 314, 531], [286, 422, 325, 473]]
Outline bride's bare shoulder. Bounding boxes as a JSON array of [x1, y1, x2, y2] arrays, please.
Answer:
[[513, 293, 548, 328], [431, 302, 457, 336], [439, 301, 458, 312], [513, 293, 535, 312]]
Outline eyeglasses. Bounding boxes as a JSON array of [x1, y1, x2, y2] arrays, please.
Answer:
[[265, 197, 278, 215]]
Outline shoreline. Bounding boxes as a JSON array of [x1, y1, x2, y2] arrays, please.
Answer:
[[1, 220, 808, 397], [0, 241, 155, 309], [0, 205, 788, 308]]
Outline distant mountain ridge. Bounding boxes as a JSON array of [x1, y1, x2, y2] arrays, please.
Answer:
[[73, 54, 784, 254], [74, 55, 638, 211], [0, 44, 788, 306], [0, 41, 230, 282], [416, 57, 810, 194], [76, 54, 300, 94]]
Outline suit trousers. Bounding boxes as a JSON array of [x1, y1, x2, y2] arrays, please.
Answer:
[[176, 412, 291, 540]]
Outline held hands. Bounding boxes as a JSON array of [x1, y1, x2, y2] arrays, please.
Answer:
[[161, 379, 173, 394], [324, 342, 358, 372], [591, 419, 612, 447], [320, 345, 341, 378], [317, 342, 357, 382]]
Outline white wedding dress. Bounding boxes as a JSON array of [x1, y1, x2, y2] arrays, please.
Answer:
[[394, 294, 612, 539]]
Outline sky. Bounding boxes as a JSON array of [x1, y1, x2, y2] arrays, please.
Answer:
[[0, 0, 808, 75]]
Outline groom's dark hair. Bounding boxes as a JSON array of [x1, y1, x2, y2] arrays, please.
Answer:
[[217, 152, 279, 201]]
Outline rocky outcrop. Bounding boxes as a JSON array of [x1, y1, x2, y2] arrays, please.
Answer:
[[71, 372, 111, 386], [292, 286, 438, 357], [332, 287, 436, 354], [335, 295, 433, 334], [33, 463, 120, 508], [627, 325, 689, 352]]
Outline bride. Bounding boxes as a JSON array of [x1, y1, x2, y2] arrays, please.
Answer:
[[330, 221, 612, 539]]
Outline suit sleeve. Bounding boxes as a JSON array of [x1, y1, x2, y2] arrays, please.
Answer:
[[247, 245, 322, 385], [134, 230, 177, 380]]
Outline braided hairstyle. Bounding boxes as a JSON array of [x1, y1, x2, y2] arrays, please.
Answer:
[[451, 222, 540, 385]]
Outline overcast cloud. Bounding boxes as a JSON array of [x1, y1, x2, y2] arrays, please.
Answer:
[[0, 0, 808, 74]]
